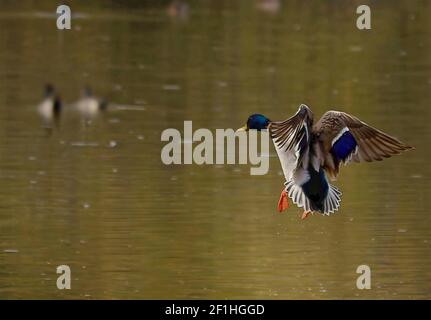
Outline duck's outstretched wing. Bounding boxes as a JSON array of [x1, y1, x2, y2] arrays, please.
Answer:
[[269, 104, 313, 181], [270, 104, 312, 151], [315, 111, 413, 178]]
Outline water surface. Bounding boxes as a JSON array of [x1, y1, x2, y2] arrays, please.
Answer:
[[0, 0, 429, 299]]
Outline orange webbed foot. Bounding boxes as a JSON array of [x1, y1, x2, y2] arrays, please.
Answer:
[[301, 211, 311, 220], [277, 189, 289, 212]]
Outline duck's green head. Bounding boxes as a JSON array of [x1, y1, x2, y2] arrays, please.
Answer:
[[237, 114, 271, 132]]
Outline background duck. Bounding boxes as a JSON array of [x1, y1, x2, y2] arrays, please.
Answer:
[[238, 104, 413, 219], [75, 86, 108, 120], [167, 0, 189, 20], [37, 84, 61, 128]]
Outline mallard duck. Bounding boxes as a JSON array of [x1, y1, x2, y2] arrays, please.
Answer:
[[237, 104, 413, 219], [75, 86, 108, 119], [37, 84, 61, 127], [167, 0, 189, 20], [256, 0, 281, 14]]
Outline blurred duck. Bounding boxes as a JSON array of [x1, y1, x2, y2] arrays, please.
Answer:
[[237, 104, 413, 219], [167, 0, 189, 20], [37, 84, 61, 127], [256, 0, 280, 14], [75, 86, 108, 119]]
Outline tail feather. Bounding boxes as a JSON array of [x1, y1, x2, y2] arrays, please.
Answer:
[[284, 180, 342, 215], [285, 180, 312, 212], [322, 184, 342, 215]]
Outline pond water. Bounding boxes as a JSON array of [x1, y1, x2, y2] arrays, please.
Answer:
[[0, 0, 429, 299]]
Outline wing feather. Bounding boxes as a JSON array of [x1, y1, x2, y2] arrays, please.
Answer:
[[316, 111, 413, 170], [270, 104, 312, 152], [269, 104, 313, 181]]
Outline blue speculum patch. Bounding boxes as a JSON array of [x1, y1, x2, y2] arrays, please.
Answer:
[[331, 130, 357, 161]]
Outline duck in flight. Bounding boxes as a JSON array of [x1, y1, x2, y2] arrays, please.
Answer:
[[237, 104, 413, 219]]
